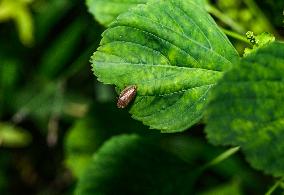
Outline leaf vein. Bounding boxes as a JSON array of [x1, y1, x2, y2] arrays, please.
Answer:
[[108, 25, 200, 67]]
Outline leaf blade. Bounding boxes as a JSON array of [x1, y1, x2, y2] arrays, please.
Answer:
[[92, 0, 239, 132], [75, 134, 196, 195], [205, 42, 284, 176], [86, 0, 148, 26]]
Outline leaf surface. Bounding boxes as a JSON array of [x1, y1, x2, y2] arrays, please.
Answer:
[[75, 134, 197, 195], [91, 0, 239, 132], [205, 42, 284, 176], [86, 0, 148, 26], [0, 123, 32, 148], [86, 0, 207, 26], [75, 133, 268, 194]]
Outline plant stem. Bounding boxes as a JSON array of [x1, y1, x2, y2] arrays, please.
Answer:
[[206, 5, 245, 33], [221, 27, 251, 44], [202, 146, 240, 170], [265, 178, 284, 195]]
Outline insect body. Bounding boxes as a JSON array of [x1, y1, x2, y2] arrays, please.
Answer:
[[117, 85, 137, 108]]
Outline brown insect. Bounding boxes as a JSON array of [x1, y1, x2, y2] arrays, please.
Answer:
[[117, 85, 137, 108]]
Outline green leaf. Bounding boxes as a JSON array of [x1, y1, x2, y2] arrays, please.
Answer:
[[205, 42, 284, 177], [244, 31, 275, 56], [39, 17, 85, 78], [75, 134, 198, 195], [86, 0, 148, 26], [65, 118, 103, 178], [0, 0, 34, 46], [198, 180, 242, 195], [74, 132, 270, 194], [65, 104, 151, 177], [86, 0, 208, 26], [91, 0, 239, 132], [0, 123, 32, 148]]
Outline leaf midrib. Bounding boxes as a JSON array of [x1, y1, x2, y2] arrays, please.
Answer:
[[94, 61, 221, 73], [139, 84, 214, 97]]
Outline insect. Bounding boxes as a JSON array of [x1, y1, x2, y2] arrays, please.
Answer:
[[117, 85, 137, 109]]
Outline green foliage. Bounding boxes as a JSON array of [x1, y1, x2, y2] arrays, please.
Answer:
[[0, 123, 32, 147], [198, 180, 242, 195], [86, 0, 208, 27], [0, 0, 34, 46], [244, 31, 275, 56], [91, 0, 239, 132], [75, 134, 197, 195], [1, 0, 283, 193], [0, 58, 19, 90], [86, 0, 148, 26], [33, 0, 75, 42], [65, 118, 102, 178], [75, 133, 269, 194], [255, 0, 284, 28], [214, 0, 276, 34], [65, 103, 151, 178], [13, 81, 64, 128], [0, 58, 20, 117], [205, 42, 284, 177]]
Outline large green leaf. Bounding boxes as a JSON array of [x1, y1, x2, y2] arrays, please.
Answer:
[[205, 42, 284, 177], [75, 134, 267, 194], [86, 0, 148, 26], [75, 134, 199, 195], [91, 0, 239, 132]]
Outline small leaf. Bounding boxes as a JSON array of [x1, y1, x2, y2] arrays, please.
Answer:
[[86, 0, 148, 26], [91, 0, 239, 132], [0, 123, 32, 148], [0, 0, 34, 46], [86, 0, 208, 26], [205, 42, 284, 177], [244, 31, 275, 56], [198, 180, 242, 195], [39, 18, 85, 78]]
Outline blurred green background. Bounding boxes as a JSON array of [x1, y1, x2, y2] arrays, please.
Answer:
[[0, 0, 283, 194]]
